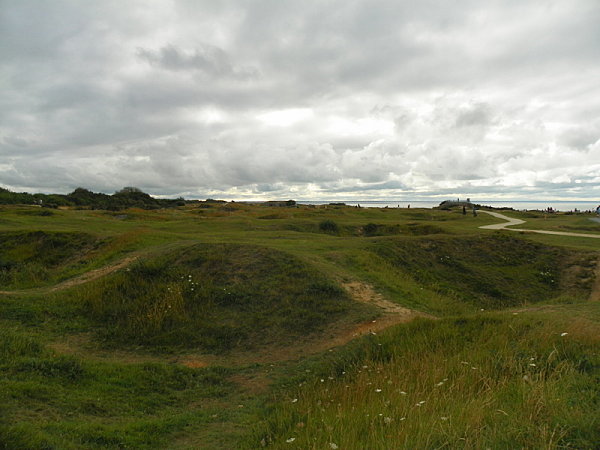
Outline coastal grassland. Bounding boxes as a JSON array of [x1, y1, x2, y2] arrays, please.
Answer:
[[371, 233, 595, 309], [76, 243, 374, 351], [0, 203, 599, 448], [0, 230, 104, 288], [0, 325, 251, 449], [248, 303, 600, 449]]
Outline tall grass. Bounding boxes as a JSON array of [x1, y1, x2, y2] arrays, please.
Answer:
[[79, 243, 372, 351], [248, 311, 600, 449]]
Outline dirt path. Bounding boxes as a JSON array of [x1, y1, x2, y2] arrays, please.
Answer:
[[479, 210, 600, 238], [0, 255, 138, 296], [178, 282, 432, 369]]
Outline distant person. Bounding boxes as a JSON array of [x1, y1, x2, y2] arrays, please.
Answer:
[[462, 205, 466, 215], [407, 204, 410, 209], [596, 205, 600, 215], [472, 206, 477, 217]]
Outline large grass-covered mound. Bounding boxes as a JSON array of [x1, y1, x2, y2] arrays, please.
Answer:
[[82, 244, 366, 351], [0, 231, 101, 288], [373, 234, 595, 308]]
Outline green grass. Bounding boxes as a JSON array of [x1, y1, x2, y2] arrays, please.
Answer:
[[0, 230, 104, 288], [372, 233, 594, 309], [0, 327, 243, 449], [248, 304, 600, 449], [77, 243, 372, 351], [0, 203, 599, 448]]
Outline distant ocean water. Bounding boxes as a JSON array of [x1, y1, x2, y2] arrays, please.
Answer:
[[298, 200, 600, 211]]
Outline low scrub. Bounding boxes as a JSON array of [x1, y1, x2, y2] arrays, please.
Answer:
[[319, 220, 340, 235]]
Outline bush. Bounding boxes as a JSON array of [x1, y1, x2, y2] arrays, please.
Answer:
[[364, 223, 378, 236], [319, 220, 339, 234]]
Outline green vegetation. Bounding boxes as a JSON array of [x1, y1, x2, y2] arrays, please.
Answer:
[[0, 202, 598, 448], [0, 186, 186, 210], [0, 231, 103, 288], [251, 306, 599, 449], [80, 244, 368, 351], [372, 234, 593, 308]]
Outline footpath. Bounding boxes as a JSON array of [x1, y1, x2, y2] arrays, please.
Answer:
[[479, 211, 600, 239]]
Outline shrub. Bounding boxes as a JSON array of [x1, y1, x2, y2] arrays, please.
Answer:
[[319, 220, 339, 234]]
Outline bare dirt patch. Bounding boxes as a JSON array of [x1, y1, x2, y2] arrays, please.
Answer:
[[48, 255, 139, 292], [0, 255, 138, 296]]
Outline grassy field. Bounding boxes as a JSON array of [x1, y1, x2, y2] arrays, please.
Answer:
[[0, 203, 598, 448]]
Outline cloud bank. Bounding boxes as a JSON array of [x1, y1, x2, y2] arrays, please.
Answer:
[[1, 0, 599, 200]]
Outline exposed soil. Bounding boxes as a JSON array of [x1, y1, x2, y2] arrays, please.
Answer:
[[179, 281, 433, 369], [0, 255, 138, 295], [50, 255, 139, 291]]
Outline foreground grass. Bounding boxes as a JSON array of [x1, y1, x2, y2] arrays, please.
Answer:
[[0, 325, 253, 449], [250, 304, 600, 449], [1, 204, 599, 448]]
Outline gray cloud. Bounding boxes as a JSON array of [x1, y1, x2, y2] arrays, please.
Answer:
[[1, 0, 599, 200]]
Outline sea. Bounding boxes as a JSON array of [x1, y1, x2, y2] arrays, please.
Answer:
[[296, 200, 600, 212]]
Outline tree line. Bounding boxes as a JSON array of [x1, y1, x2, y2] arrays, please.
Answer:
[[0, 187, 186, 210]]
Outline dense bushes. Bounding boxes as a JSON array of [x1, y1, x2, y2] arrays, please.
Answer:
[[0, 186, 185, 210]]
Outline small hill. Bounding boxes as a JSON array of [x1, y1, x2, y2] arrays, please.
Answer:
[[80, 244, 371, 351]]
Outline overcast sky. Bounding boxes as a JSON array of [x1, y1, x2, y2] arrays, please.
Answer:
[[1, 0, 599, 200]]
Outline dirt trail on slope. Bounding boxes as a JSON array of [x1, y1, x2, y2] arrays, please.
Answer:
[[1, 250, 430, 369], [180, 282, 433, 368], [0, 255, 138, 296]]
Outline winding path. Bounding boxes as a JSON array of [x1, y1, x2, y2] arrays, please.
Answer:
[[0, 255, 138, 296], [479, 210, 600, 239]]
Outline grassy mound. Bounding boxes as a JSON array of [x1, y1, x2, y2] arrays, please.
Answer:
[[249, 305, 600, 449], [0, 231, 101, 288], [81, 244, 366, 351], [373, 234, 595, 308]]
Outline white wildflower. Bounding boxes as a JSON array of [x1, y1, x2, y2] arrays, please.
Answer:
[[560, 332, 568, 337], [286, 437, 295, 443], [329, 444, 338, 449]]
